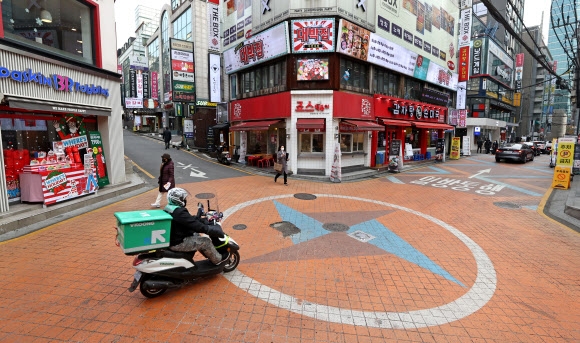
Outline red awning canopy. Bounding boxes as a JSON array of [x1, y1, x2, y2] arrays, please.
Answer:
[[412, 122, 454, 130], [229, 120, 281, 131], [296, 118, 325, 130], [341, 120, 384, 131], [379, 119, 412, 127]]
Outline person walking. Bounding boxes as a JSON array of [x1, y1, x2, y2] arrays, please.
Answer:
[[492, 140, 499, 154], [163, 127, 172, 149], [274, 145, 289, 185], [484, 139, 491, 154], [476, 138, 483, 153], [151, 153, 175, 208]]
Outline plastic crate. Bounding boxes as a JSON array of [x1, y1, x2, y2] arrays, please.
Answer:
[[114, 210, 173, 254]]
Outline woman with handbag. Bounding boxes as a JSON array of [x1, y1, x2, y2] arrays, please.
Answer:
[[151, 153, 175, 208], [274, 145, 289, 185]]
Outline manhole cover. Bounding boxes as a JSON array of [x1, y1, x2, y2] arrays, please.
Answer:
[[232, 224, 247, 231], [322, 222, 350, 232], [195, 193, 215, 199], [348, 230, 375, 243], [493, 201, 521, 209], [294, 193, 317, 200], [270, 221, 301, 237]]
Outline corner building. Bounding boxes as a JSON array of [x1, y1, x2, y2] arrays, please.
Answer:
[[0, 0, 124, 211], [224, 1, 459, 176]]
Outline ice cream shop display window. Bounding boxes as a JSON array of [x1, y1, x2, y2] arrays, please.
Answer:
[[1, 113, 108, 205]]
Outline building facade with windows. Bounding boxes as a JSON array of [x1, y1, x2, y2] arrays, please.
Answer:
[[223, 1, 459, 176], [0, 0, 123, 211]]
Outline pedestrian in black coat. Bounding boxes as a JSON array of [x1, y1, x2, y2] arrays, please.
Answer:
[[484, 139, 492, 154], [163, 127, 172, 149]]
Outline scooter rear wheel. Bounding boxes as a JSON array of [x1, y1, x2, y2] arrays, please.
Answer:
[[139, 275, 167, 298], [222, 251, 240, 273]]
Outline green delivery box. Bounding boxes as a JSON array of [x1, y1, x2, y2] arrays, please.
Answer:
[[114, 210, 172, 254]]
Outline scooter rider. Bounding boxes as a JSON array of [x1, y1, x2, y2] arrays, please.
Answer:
[[164, 188, 230, 265]]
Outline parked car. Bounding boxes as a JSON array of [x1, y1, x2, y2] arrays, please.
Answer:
[[532, 141, 545, 155], [495, 143, 535, 163], [545, 140, 553, 154]]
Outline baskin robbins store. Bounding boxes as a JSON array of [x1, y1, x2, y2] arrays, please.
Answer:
[[0, 49, 123, 211]]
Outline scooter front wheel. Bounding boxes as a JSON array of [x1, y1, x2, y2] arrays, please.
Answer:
[[139, 275, 167, 298], [222, 251, 240, 273]]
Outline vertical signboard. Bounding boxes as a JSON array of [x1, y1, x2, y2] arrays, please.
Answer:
[[129, 69, 136, 97], [458, 46, 470, 82], [208, 0, 220, 52], [515, 53, 524, 92], [458, 8, 472, 48], [450, 137, 461, 159], [136, 72, 143, 99], [170, 38, 196, 103], [88, 131, 109, 188], [209, 53, 221, 103], [151, 71, 158, 100], [471, 39, 484, 76]]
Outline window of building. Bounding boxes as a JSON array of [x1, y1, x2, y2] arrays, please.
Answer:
[[372, 68, 399, 96], [1, 0, 95, 65], [239, 60, 286, 96], [299, 133, 324, 153], [147, 38, 160, 72], [171, 0, 186, 11], [403, 78, 422, 100], [339, 133, 364, 153], [172, 8, 191, 41], [230, 75, 237, 99], [340, 58, 369, 91]]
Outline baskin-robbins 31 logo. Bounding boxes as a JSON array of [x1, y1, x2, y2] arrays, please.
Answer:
[[0, 66, 110, 98]]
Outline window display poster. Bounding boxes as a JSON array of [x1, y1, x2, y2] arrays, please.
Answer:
[[88, 131, 109, 187], [297, 58, 329, 81]]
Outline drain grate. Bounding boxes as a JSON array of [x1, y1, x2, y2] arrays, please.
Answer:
[[348, 230, 375, 243], [232, 224, 247, 231], [270, 221, 301, 237], [195, 193, 215, 199], [322, 222, 350, 232], [294, 193, 317, 200], [493, 201, 521, 209]]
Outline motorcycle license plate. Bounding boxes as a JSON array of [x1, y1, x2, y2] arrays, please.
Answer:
[[134, 271, 142, 282]]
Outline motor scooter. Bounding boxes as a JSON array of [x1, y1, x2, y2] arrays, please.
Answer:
[[116, 201, 240, 298], [216, 144, 231, 165], [388, 156, 400, 173]]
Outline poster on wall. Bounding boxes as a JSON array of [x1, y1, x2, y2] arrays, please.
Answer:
[[224, 22, 290, 74], [88, 131, 109, 188], [291, 18, 335, 53], [222, 0, 252, 49], [297, 58, 329, 81], [376, 0, 459, 72]]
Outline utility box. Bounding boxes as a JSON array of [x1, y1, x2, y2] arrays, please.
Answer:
[[114, 210, 173, 254]]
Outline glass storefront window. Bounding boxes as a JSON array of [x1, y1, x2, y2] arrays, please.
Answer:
[[299, 133, 324, 153], [147, 38, 160, 72], [172, 7, 191, 41], [340, 58, 369, 91], [248, 130, 267, 154], [340, 134, 351, 152], [2, 0, 95, 64], [405, 128, 421, 148], [353, 133, 364, 152]]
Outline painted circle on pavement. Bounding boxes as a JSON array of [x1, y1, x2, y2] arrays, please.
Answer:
[[222, 194, 497, 329]]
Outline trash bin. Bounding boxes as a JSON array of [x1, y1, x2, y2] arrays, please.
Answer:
[[376, 152, 385, 167]]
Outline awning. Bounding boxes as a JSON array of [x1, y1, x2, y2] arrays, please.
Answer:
[[211, 123, 230, 130], [341, 120, 384, 131], [379, 119, 412, 127], [296, 118, 325, 130], [6, 95, 112, 117], [229, 120, 281, 131], [412, 122, 454, 130]]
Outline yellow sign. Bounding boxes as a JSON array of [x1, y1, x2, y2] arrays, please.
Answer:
[[556, 140, 575, 167], [552, 166, 571, 189], [450, 137, 461, 160]]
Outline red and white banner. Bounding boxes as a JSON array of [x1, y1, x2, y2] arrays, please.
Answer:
[[292, 18, 335, 53], [41, 168, 98, 206], [151, 71, 158, 100]]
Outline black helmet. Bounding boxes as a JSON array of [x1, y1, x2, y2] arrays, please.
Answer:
[[167, 187, 189, 207]]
